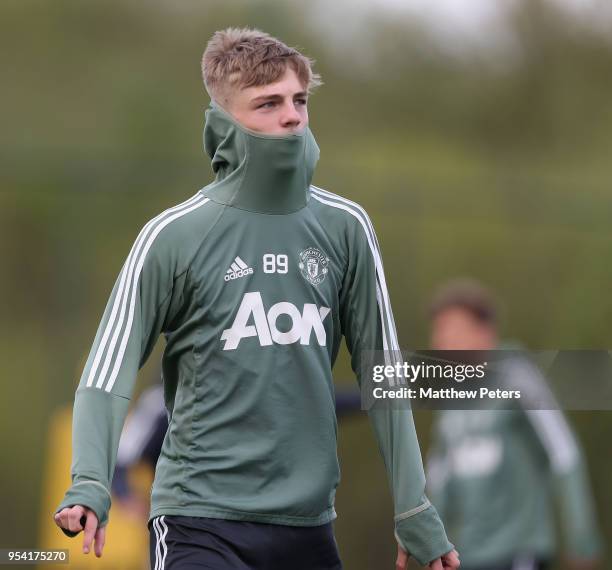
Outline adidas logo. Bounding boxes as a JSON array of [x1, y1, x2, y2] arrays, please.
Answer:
[[224, 256, 254, 282]]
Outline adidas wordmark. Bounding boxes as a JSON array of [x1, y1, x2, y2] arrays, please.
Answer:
[[225, 256, 254, 282]]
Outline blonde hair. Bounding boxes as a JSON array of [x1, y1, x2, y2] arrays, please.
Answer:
[[201, 27, 322, 103]]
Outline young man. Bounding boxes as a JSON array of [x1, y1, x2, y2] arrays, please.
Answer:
[[54, 28, 459, 570], [426, 279, 602, 570]]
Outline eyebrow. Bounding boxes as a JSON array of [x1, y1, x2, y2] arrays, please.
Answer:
[[251, 91, 308, 104]]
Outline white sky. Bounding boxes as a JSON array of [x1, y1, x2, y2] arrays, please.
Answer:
[[378, 0, 519, 50], [308, 0, 611, 59], [376, 0, 603, 19], [373, 0, 610, 34]]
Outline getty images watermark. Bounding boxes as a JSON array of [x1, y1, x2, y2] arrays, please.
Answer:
[[360, 350, 612, 410]]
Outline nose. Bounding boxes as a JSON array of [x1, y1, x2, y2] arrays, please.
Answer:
[[280, 101, 302, 130]]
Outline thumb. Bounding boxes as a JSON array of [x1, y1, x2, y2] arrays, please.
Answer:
[[396, 544, 409, 570]]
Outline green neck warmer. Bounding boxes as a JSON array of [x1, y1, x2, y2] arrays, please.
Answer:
[[203, 101, 320, 214]]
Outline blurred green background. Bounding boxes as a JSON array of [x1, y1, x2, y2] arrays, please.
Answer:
[[1, 0, 610, 567]]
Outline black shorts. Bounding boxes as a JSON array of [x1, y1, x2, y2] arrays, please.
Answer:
[[148, 515, 343, 570]]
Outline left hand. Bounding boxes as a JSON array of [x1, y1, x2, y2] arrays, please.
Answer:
[[396, 545, 460, 569], [396, 544, 409, 570], [430, 549, 460, 569]]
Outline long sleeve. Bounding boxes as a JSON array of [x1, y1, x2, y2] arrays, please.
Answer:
[[54, 219, 183, 536], [425, 414, 455, 529], [339, 210, 453, 566], [504, 355, 603, 560], [525, 408, 603, 560]]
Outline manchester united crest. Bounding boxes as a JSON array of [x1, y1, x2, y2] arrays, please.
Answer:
[[298, 247, 329, 286]]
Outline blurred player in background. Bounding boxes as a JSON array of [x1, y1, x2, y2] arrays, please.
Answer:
[[426, 279, 602, 570]]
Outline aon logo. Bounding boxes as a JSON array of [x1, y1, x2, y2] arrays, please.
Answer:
[[221, 292, 331, 350]]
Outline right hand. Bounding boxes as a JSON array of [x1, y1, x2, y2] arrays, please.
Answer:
[[54, 505, 106, 557], [430, 549, 460, 569]]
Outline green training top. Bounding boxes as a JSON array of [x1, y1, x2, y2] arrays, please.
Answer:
[[56, 101, 452, 565]]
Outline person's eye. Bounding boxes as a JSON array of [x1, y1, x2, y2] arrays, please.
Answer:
[[257, 101, 276, 109], [295, 98, 308, 106]]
